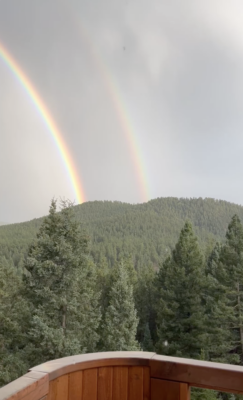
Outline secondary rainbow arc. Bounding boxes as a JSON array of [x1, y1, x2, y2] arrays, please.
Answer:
[[80, 25, 150, 202], [0, 41, 85, 204], [62, 1, 150, 203]]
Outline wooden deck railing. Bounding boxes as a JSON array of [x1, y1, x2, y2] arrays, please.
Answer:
[[1, 352, 243, 400]]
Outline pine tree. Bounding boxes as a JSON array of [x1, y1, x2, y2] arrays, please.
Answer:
[[23, 199, 100, 366], [204, 243, 237, 364], [102, 260, 139, 351], [156, 221, 207, 359], [217, 215, 243, 363], [141, 323, 154, 352], [96, 256, 110, 314], [122, 255, 138, 287], [135, 264, 156, 346], [0, 257, 29, 386]]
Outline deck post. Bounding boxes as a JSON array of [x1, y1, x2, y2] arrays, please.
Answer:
[[151, 379, 190, 400]]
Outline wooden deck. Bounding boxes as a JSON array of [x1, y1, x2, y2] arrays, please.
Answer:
[[1, 352, 243, 400]]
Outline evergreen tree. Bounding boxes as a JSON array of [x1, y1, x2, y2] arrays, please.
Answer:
[[191, 388, 218, 400], [206, 242, 222, 276], [204, 243, 237, 364], [96, 256, 110, 314], [0, 258, 29, 386], [135, 264, 156, 346], [122, 255, 138, 287], [217, 215, 243, 363], [141, 323, 154, 352], [156, 221, 207, 358], [102, 260, 139, 351], [23, 199, 100, 366]]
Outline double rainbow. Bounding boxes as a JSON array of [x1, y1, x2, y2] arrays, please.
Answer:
[[0, 21, 151, 205], [0, 41, 85, 204]]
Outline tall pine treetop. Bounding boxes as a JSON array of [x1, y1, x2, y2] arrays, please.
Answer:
[[173, 221, 203, 273], [226, 215, 243, 250], [23, 199, 100, 366], [102, 260, 139, 351], [156, 221, 207, 359]]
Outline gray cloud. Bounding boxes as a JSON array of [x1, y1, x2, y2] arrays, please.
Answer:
[[1, 0, 243, 222]]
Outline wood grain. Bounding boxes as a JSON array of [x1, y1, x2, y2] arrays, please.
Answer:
[[150, 355, 243, 393], [113, 367, 128, 400], [30, 352, 155, 381], [68, 371, 82, 400], [21, 382, 49, 400], [151, 379, 180, 400], [0, 374, 48, 400], [4, 352, 243, 400], [179, 384, 189, 400], [56, 375, 68, 400], [82, 369, 97, 400], [128, 367, 143, 400], [98, 367, 113, 400], [143, 367, 150, 400], [47, 380, 57, 400]]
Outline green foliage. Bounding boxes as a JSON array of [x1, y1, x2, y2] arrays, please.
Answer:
[[0, 258, 29, 386], [135, 264, 156, 345], [191, 388, 218, 400], [218, 215, 243, 362], [141, 323, 154, 351], [102, 260, 139, 351], [3, 198, 243, 388], [23, 199, 100, 366], [204, 243, 237, 364], [2, 197, 243, 272], [156, 222, 207, 359]]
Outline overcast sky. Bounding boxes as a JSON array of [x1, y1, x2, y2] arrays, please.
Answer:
[[1, 0, 243, 223]]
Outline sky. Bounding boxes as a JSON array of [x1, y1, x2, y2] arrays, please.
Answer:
[[1, 0, 243, 223]]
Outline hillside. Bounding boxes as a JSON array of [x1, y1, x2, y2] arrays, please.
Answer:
[[1, 197, 243, 270]]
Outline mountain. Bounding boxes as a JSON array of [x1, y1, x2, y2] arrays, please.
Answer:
[[1, 197, 243, 270]]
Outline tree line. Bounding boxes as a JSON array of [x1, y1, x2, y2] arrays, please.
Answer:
[[2, 197, 243, 272], [1, 199, 243, 400]]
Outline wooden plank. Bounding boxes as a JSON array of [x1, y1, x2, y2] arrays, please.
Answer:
[[150, 355, 243, 393], [23, 372, 47, 382], [56, 376, 68, 400], [113, 367, 128, 400], [68, 371, 82, 400], [143, 367, 150, 400], [30, 352, 155, 381], [6, 351, 243, 400], [21, 382, 49, 400], [128, 367, 143, 400], [47, 380, 57, 400], [98, 367, 113, 400], [0, 374, 48, 400], [82, 369, 97, 400], [151, 379, 180, 400], [179, 384, 189, 400]]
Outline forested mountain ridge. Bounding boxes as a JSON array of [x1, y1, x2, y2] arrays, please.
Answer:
[[2, 198, 243, 396], [1, 197, 243, 270]]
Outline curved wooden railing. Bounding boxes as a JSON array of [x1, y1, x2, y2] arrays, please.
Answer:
[[2, 352, 243, 400]]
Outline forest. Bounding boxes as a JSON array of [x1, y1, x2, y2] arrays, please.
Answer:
[[1, 197, 243, 400]]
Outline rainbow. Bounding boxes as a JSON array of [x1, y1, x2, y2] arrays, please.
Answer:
[[0, 41, 85, 204], [78, 28, 150, 202], [63, 4, 150, 203]]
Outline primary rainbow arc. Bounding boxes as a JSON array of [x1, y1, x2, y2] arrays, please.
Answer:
[[0, 41, 85, 204]]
